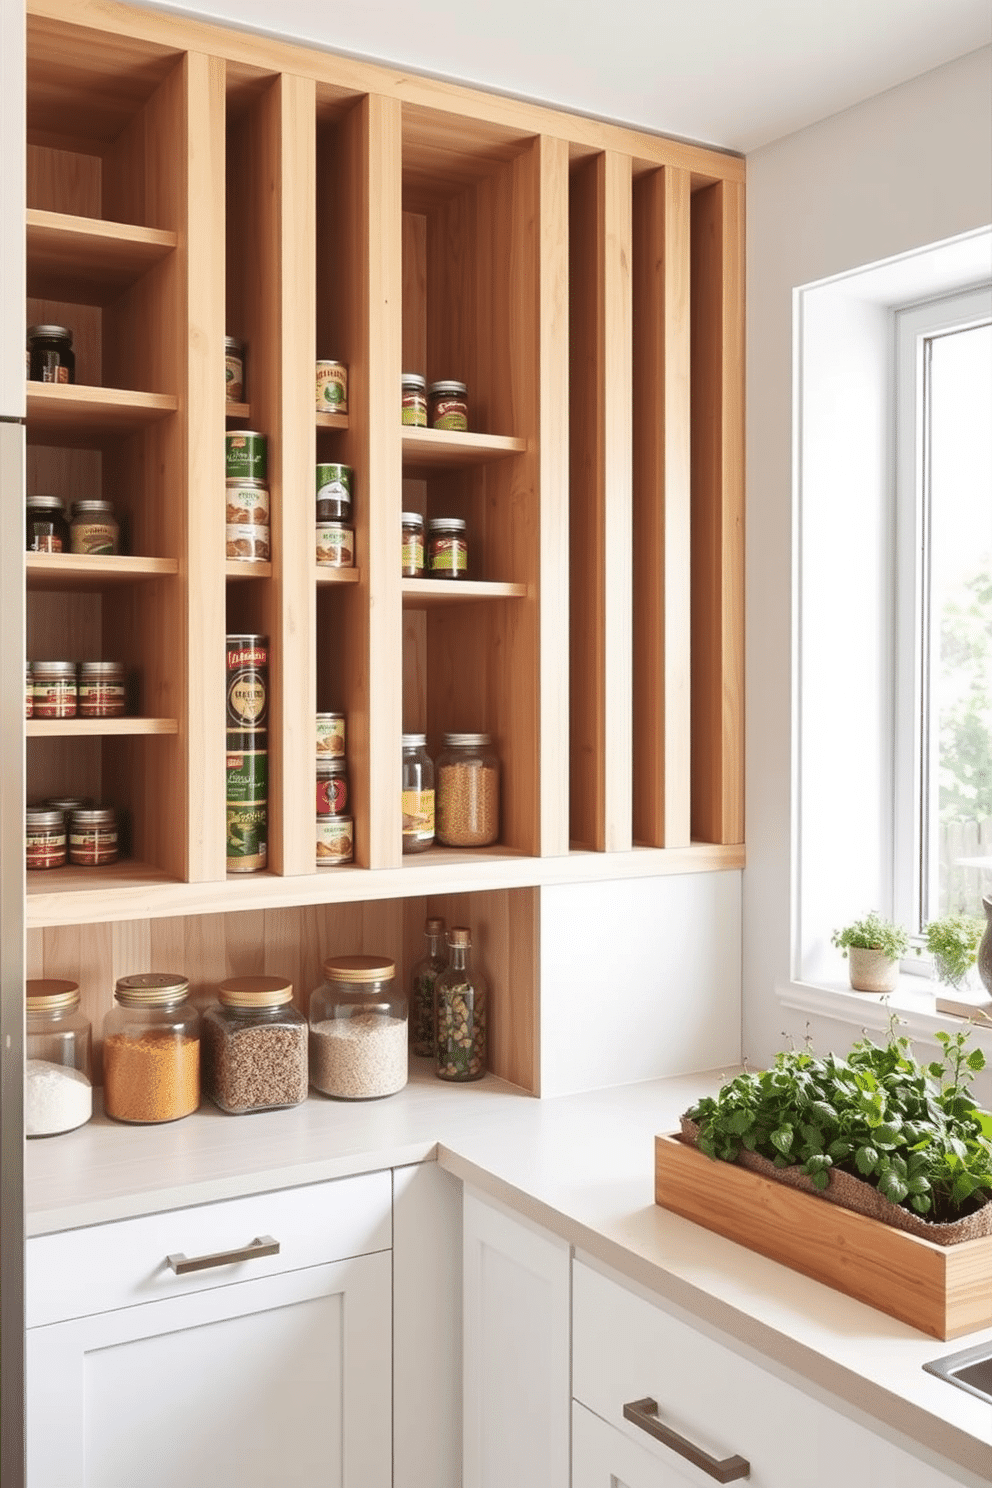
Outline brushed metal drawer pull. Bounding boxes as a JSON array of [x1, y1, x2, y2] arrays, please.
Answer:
[[167, 1235, 280, 1275], [622, 1397, 750, 1482]]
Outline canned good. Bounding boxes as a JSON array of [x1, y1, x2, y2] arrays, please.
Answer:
[[227, 802, 267, 873], [316, 814, 354, 867], [226, 635, 268, 728], [225, 430, 267, 481], [226, 732, 268, 804], [26, 662, 32, 718], [68, 806, 119, 866], [315, 522, 354, 567], [315, 463, 352, 505], [27, 324, 74, 384], [79, 660, 126, 718], [226, 524, 270, 562], [225, 479, 269, 525], [225, 336, 245, 402], [26, 808, 67, 870], [316, 758, 348, 816], [316, 712, 345, 759], [428, 379, 468, 432], [401, 373, 427, 427], [427, 517, 468, 579], [70, 500, 119, 556], [316, 360, 348, 415], [26, 494, 70, 553], [32, 661, 77, 718]]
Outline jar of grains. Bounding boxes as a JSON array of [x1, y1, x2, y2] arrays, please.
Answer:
[[434, 927, 486, 1082], [203, 976, 308, 1115], [310, 956, 407, 1100], [409, 916, 447, 1057], [435, 733, 500, 847], [103, 974, 200, 1124], [26, 979, 93, 1136], [401, 733, 435, 853]]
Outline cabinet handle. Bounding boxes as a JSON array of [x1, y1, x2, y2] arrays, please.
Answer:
[[622, 1397, 750, 1483], [166, 1235, 280, 1274]]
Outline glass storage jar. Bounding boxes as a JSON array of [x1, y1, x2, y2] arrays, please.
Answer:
[[31, 660, 77, 719], [26, 979, 93, 1136], [310, 955, 407, 1100], [401, 511, 425, 577], [26, 807, 67, 870], [401, 733, 435, 853], [434, 927, 487, 1082], [26, 494, 70, 552], [27, 324, 75, 383], [401, 372, 427, 426], [70, 499, 119, 555], [409, 916, 447, 1057], [103, 973, 200, 1124], [427, 379, 468, 431], [427, 517, 468, 578], [68, 806, 119, 867], [436, 733, 500, 847], [203, 976, 308, 1114]]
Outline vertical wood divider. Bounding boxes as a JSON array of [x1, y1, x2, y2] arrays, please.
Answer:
[[690, 179, 745, 845]]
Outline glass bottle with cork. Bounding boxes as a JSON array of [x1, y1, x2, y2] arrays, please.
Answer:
[[434, 926, 486, 1082], [409, 916, 447, 1057]]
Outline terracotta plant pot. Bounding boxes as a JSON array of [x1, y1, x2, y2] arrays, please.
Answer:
[[847, 945, 899, 993]]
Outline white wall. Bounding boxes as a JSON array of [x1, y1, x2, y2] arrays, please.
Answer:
[[744, 47, 992, 1064]]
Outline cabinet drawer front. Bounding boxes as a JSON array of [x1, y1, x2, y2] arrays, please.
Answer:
[[27, 1170, 391, 1326]]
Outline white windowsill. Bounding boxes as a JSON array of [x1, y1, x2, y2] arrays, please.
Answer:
[[777, 976, 992, 1056]]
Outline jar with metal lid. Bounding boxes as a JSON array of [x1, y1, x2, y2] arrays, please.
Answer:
[[202, 976, 308, 1114], [428, 379, 468, 431], [225, 336, 245, 402], [315, 360, 348, 414], [315, 520, 354, 567], [316, 711, 345, 759], [25, 662, 32, 718], [436, 733, 500, 847], [315, 462, 353, 511], [79, 660, 126, 718], [427, 517, 468, 579], [316, 757, 348, 816], [26, 808, 66, 870], [26, 494, 70, 553], [410, 916, 447, 1057], [68, 806, 119, 867], [401, 373, 427, 427], [401, 512, 425, 577], [401, 733, 435, 853], [26, 979, 93, 1136], [310, 955, 407, 1100], [315, 814, 354, 866], [45, 795, 93, 813], [103, 974, 200, 1124], [31, 661, 77, 719], [70, 499, 119, 556], [434, 927, 487, 1082], [27, 324, 75, 384]]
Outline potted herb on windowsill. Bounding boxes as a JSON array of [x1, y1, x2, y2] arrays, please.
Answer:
[[831, 910, 910, 993], [924, 914, 984, 990]]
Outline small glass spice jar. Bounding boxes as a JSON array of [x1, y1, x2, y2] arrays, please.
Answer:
[[103, 974, 200, 1125], [45, 795, 93, 814], [401, 373, 427, 427], [428, 379, 468, 431], [27, 324, 75, 384], [427, 517, 468, 579], [70, 499, 119, 556], [26, 494, 70, 552], [401, 511, 425, 577], [26, 808, 66, 871], [79, 661, 126, 718], [225, 336, 245, 402], [436, 732, 500, 847], [25, 662, 32, 719], [26, 979, 93, 1136], [316, 757, 348, 816], [32, 661, 77, 719], [202, 975, 308, 1115], [435, 927, 487, 1082], [410, 916, 447, 1057], [401, 733, 435, 853], [68, 806, 119, 867], [310, 956, 407, 1100]]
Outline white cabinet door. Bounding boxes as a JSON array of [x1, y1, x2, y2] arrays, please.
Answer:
[[27, 1249, 391, 1488], [573, 1400, 690, 1488], [463, 1189, 571, 1488]]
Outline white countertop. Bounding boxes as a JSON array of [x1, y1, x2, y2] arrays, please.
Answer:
[[25, 1064, 992, 1483]]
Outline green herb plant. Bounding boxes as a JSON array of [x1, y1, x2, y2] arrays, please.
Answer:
[[686, 1026, 992, 1224], [923, 915, 984, 989], [830, 911, 911, 962]]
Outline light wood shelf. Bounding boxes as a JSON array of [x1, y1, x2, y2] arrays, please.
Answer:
[[26, 718, 179, 738], [402, 579, 527, 605], [25, 383, 179, 441], [316, 411, 349, 431], [226, 559, 272, 579], [225, 401, 250, 419], [26, 208, 177, 304], [401, 427, 526, 473], [26, 554, 179, 589], [316, 566, 361, 585]]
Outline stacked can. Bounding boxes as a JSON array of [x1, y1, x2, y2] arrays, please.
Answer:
[[227, 635, 268, 873], [315, 463, 354, 568], [225, 431, 270, 563], [315, 711, 352, 866]]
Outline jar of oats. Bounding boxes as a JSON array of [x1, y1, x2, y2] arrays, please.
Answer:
[[435, 733, 499, 847], [310, 955, 407, 1101], [202, 976, 308, 1115]]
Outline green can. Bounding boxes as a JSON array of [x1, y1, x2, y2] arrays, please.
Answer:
[[225, 430, 267, 481], [315, 463, 352, 505], [226, 730, 268, 805], [227, 803, 267, 873]]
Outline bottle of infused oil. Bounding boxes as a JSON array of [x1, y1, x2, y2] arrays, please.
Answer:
[[410, 916, 447, 1057], [434, 926, 486, 1082]]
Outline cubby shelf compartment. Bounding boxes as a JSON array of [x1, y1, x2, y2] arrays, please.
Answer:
[[402, 579, 527, 605], [26, 209, 177, 305], [226, 560, 273, 580], [316, 567, 361, 586], [401, 427, 526, 473], [316, 412, 350, 432], [226, 402, 250, 420], [26, 383, 178, 441], [26, 718, 179, 738], [26, 554, 179, 589]]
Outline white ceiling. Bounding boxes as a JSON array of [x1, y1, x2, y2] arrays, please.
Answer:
[[154, 0, 991, 152]]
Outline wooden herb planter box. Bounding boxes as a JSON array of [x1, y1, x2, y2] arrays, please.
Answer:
[[654, 1132, 992, 1340]]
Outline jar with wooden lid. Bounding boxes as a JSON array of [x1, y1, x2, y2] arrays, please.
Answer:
[[310, 956, 407, 1100], [436, 733, 500, 847], [203, 976, 308, 1114], [26, 979, 93, 1136], [434, 927, 487, 1082], [409, 916, 447, 1057], [103, 974, 200, 1124]]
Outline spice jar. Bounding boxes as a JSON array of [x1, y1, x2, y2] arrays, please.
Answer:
[[78, 661, 126, 718], [202, 976, 308, 1114], [410, 916, 447, 1057], [436, 733, 500, 847], [310, 956, 407, 1100], [401, 733, 435, 853], [316, 757, 348, 816], [401, 373, 427, 427], [26, 808, 66, 870], [68, 806, 119, 867], [26, 979, 93, 1136], [27, 324, 75, 384], [434, 927, 486, 1082], [31, 661, 77, 719], [428, 380, 468, 431], [225, 336, 245, 402], [401, 512, 425, 577], [25, 662, 32, 718], [26, 494, 70, 553], [70, 499, 119, 556], [103, 973, 200, 1124], [427, 517, 468, 579]]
